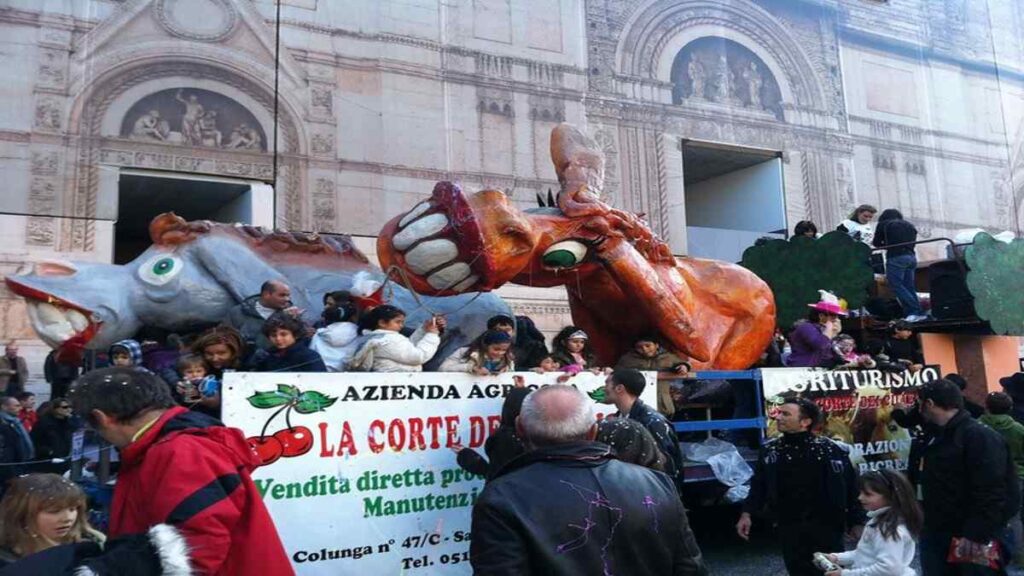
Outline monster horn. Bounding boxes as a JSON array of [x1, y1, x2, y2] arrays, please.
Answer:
[[536, 192, 547, 208], [547, 189, 556, 207]]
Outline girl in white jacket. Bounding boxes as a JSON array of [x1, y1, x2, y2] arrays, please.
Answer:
[[350, 305, 445, 372], [820, 469, 922, 576]]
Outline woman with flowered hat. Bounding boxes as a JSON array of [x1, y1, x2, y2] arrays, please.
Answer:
[[786, 290, 846, 368]]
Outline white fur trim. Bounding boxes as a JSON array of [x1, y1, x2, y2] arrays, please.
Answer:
[[148, 524, 193, 576], [73, 568, 98, 576]]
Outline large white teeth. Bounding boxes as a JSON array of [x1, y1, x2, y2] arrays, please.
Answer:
[[399, 201, 432, 229], [25, 301, 91, 345], [404, 239, 459, 275], [427, 262, 471, 290], [66, 309, 89, 332], [393, 213, 448, 251], [451, 275, 479, 293], [37, 302, 66, 325]]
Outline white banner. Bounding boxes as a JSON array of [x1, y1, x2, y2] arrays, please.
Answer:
[[761, 366, 942, 473], [222, 371, 657, 575]]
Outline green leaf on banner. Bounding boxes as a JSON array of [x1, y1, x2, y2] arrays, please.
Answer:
[[587, 388, 606, 403], [276, 383, 300, 398], [295, 390, 337, 414], [247, 391, 292, 409]]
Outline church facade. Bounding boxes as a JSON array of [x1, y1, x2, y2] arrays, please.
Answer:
[[0, 0, 1021, 377]]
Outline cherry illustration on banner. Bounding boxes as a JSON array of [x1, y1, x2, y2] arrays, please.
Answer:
[[245, 384, 338, 466]]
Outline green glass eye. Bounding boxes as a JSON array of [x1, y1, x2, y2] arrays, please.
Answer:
[[152, 258, 175, 275], [542, 241, 588, 269], [543, 250, 578, 268]]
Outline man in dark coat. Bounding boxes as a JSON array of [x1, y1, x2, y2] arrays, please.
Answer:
[[44, 349, 78, 400], [916, 378, 1019, 575], [30, 398, 75, 474], [601, 368, 685, 488], [223, 279, 297, 351], [0, 344, 28, 398], [737, 398, 864, 576], [1000, 372, 1024, 426], [0, 396, 32, 494], [471, 385, 707, 575]]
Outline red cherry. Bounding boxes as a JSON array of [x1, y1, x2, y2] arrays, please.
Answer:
[[247, 436, 284, 466], [273, 426, 314, 458]]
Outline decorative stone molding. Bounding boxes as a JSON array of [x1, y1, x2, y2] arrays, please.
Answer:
[[475, 53, 514, 79], [873, 151, 896, 171], [478, 88, 514, 118], [154, 0, 239, 43], [528, 95, 565, 122]]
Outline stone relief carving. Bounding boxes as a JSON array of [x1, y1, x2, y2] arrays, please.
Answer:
[[37, 49, 67, 87], [34, 98, 62, 131], [312, 178, 337, 231], [120, 88, 267, 151], [310, 131, 334, 155], [26, 217, 55, 246], [670, 37, 783, 119], [30, 152, 60, 176], [310, 87, 333, 116]]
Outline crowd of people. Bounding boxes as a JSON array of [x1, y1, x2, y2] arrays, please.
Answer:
[[0, 200, 1015, 574]]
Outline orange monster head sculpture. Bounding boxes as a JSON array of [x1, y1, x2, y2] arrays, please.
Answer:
[[378, 124, 776, 368]]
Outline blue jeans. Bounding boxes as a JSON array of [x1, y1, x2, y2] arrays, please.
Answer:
[[886, 253, 923, 316]]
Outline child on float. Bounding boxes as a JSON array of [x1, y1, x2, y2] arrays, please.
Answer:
[[349, 305, 446, 373], [251, 313, 327, 373], [173, 354, 217, 408], [531, 353, 562, 374], [187, 325, 246, 416], [439, 329, 515, 375], [832, 334, 877, 370], [818, 469, 921, 576], [309, 304, 361, 372], [107, 339, 143, 368], [551, 326, 599, 374], [615, 335, 692, 417], [0, 473, 104, 567]]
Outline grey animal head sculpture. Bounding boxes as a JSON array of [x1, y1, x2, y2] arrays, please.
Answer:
[[5, 213, 511, 363]]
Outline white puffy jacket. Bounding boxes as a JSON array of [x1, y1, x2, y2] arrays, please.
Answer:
[[834, 508, 916, 576], [309, 322, 360, 372], [350, 327, 440, 373]]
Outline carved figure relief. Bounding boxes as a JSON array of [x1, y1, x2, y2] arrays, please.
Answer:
[[671, 37, 783, 120], [120, 88, 267, 151]]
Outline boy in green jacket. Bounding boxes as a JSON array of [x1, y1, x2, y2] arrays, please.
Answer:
[[980, 391, 1024, 565]]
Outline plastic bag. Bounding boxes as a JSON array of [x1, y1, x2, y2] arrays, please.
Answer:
[[682, 437, 734, 462], [707, 450, 753, 488]]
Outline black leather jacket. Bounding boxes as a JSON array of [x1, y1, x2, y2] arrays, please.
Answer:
[[921, 410, 1020, 541], [470, 441, 708, 576]]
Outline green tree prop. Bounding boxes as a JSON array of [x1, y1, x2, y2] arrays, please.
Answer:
[[741, 231, 874, 329], [966, 233, 1024, 335]]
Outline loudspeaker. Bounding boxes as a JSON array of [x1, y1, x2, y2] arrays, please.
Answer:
[[928, 261, 975, 320], [864, 297, 902, 321]]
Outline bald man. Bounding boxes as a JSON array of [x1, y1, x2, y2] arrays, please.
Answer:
[[471, 385, 707, 575], [223, 280, 300, 351]]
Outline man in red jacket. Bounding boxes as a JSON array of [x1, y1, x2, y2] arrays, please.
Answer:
[[70, 367, 294, 576]]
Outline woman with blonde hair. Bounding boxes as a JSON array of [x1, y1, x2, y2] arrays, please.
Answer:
[[0, 473, 102, 566]]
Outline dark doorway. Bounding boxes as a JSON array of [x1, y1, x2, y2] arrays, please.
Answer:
[[114, 171, 269, 264], [682, 140, 786, 262]]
